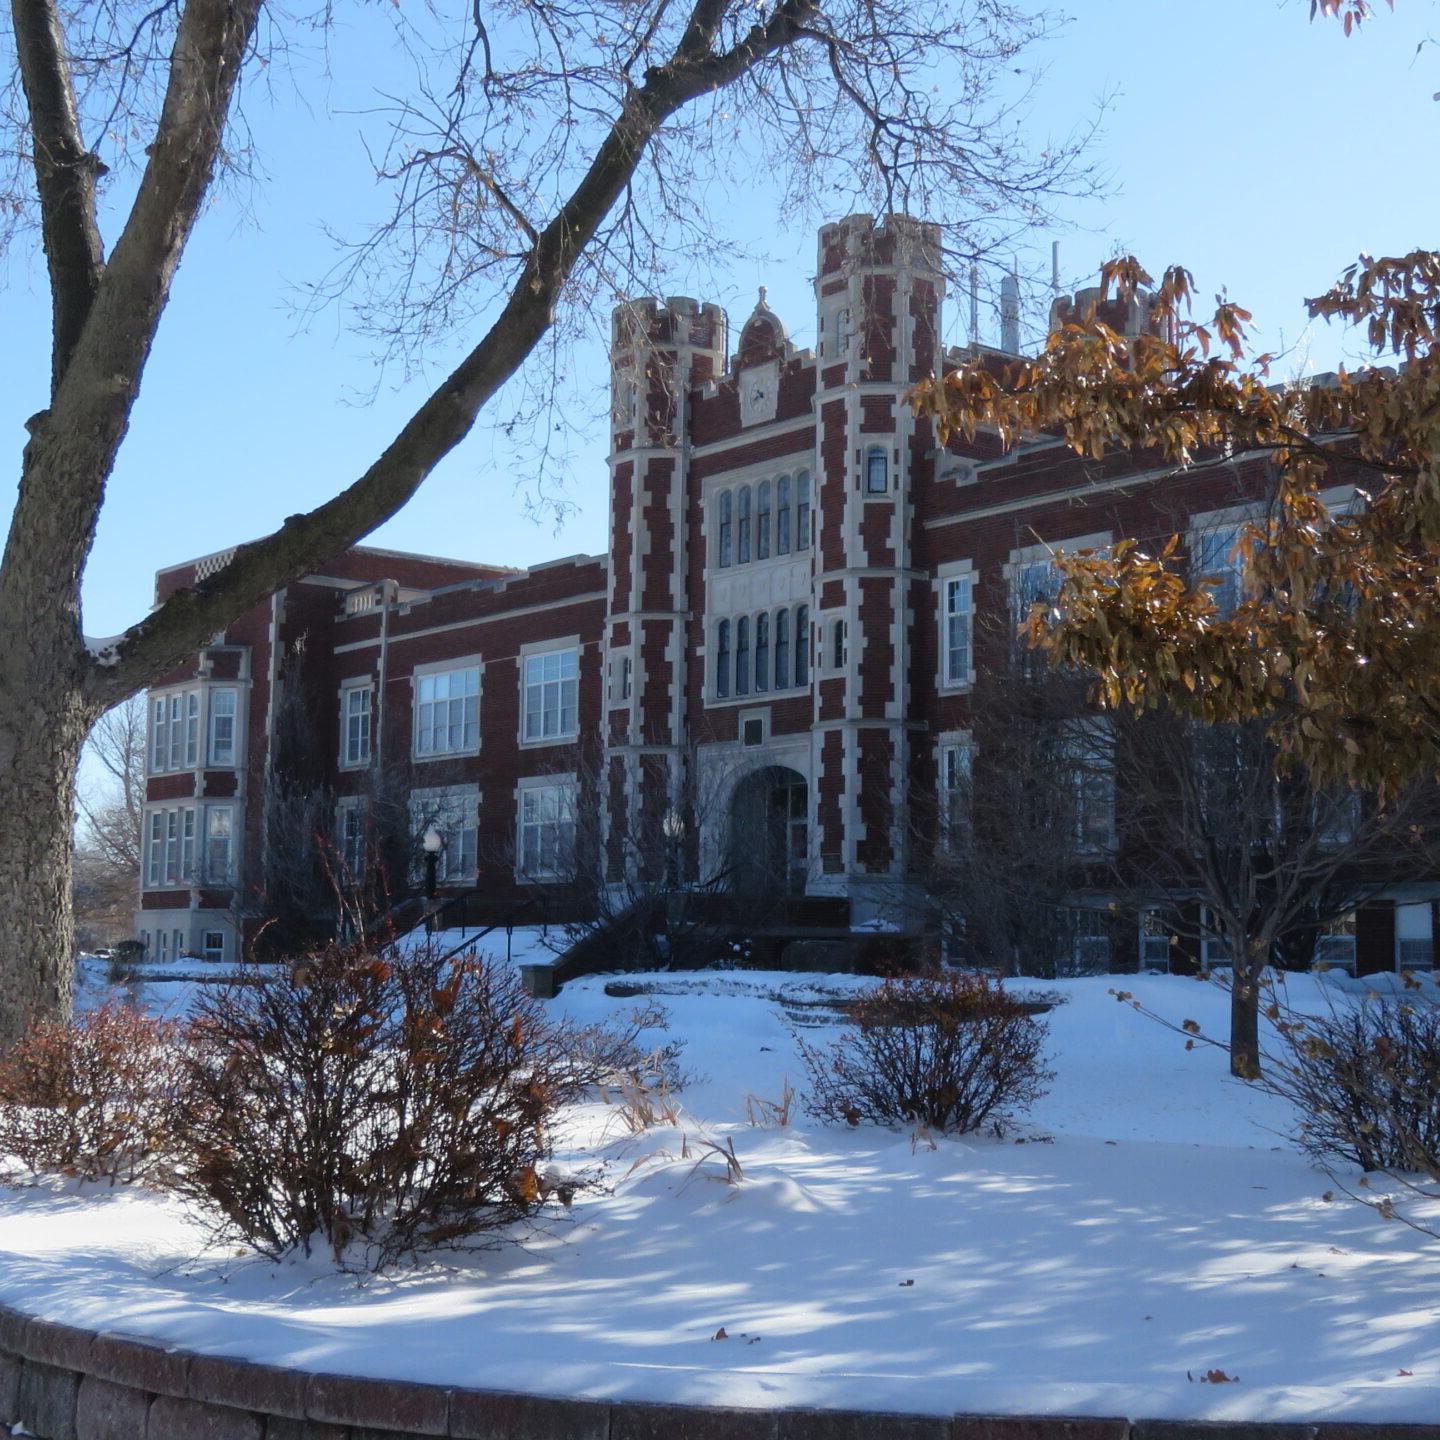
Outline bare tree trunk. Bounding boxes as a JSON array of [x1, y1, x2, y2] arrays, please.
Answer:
[[0, 676, 92, 1048], [1229, 957, 1263, 1081]]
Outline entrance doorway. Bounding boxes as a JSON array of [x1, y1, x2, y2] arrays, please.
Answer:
[[728, 766, 808, 898]]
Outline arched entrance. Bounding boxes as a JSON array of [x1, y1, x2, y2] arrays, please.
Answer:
[[727, 766, 808, 898]]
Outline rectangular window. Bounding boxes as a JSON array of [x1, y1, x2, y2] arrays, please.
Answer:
[[410, 787, 479, 883], [1315, 912, 1358, 973], [146, 811, 164, 886], [151, 698, 168, 773], [184, 692, 200, 768], [777, 477, 791, 554], [865, 448, 889, 495], [621, 656, 633, 701], [1062, 718, 1114, 852], [1396, 902, 1435, 972], [337, 801, 367, 878], [943, 575, 973, 687], [208, 688, 237, 767], [757, 482, 772, 560], [718, 491, 733, 568], [796, 473, 811, 552], [204, 807, 233, 883], [202, 930, 226, 963], [1011, 557, 1060, 622], [147, 805, 197, 886], [1140, 911, 1171, 971], [939, 738, 973, 844], [1192, 522, 1249, 619], [1199, 906, 1230, 970], [150, 690, 204, 774], [1070, 910, 1111, 975], [522, 649, 579, 743], [517, 780, 577, 882], [167, 693, 184, 771], [341, 684, 372, 768], [414, 666, 480, 757]]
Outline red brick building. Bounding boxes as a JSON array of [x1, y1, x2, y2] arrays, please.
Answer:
[[135, 213, 1438, 975]]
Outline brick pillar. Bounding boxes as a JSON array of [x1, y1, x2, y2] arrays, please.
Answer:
[[603, 297, 726, 885], [809, 214, 942, 923]]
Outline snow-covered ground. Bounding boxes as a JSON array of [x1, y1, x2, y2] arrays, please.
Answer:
[[4, 963, 1440, 1424]]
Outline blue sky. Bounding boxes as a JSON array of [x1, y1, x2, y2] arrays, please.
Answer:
[[3, 0, 1436, 640]]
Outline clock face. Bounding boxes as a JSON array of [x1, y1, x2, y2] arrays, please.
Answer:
[[739, 360, 779, 427]]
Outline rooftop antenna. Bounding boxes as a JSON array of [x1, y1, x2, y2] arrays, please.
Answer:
[[968, 264, 979, 348], [1000, 268, 1020, 354], [1051, 241, 1061, 297]]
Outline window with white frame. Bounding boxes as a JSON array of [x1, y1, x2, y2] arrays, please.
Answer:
[[203, 806, 234, 883], [796, 472, 811, 552], [1011, 555, 1061, 622], [410, 786, 479, 884], [1191, 521, 1250, 619], [938, 735, 973, 843], [414, 664, 480, 757], [207, 688, 238, 767], [864, 446, 889, 495], [717, 489, 733, 568], [1069, 910, 1111, 974], [150, 689, 200, 774], [340, 682, 372, 768], [1139, 910, 1171, 971], [1199, 906, 1231, 970], [145, 805, 196, 887], [522, 647, 579, 743], [940, 569, 974, 688], [1396, 902, 1435, 972], [517, 777, 577, 882], [1315, 911, 1358, 972], [202, 929, 226, 962], [336, 798, 368, 879], [1061, 718, 1114, 852]]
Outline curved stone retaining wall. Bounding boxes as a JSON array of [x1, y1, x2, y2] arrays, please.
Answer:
[[1, 1302, 1435, 1440]]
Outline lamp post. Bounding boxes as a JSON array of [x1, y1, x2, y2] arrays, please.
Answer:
[[422, 825, 444, 933]]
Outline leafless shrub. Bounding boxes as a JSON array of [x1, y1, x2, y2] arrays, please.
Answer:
[[797, 971, 1052, 1136], [0, 1001, 182, 1185], [1279, 996, 1440, 1175], [169, 941, 592, 1268]]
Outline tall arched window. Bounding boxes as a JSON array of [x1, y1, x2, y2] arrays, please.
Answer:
[[718, 491, 733, 569], [776, 476, 791, 554], [865, 446, 889, 495], [757, 481, 772, 561], [755, 613, 770, 693], [832, 307, 849, 358], [796, 472, 811, 551], [735, 617, 751, 696], [716, 619, 731, 698], [737, 487, 752, 564], [795, 606, 810, 686], [775, 608, 790, 689]]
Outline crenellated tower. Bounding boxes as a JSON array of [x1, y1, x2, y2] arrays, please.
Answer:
[[809, 214, 944, 919], [602, 295, 727, 883]]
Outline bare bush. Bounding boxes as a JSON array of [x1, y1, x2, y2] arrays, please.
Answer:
[[797, 971, 1052, 1136], [1279, 995, 1440, 1176], [0, 1002, 182, 1184], [170, 942, 591, 1267]]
